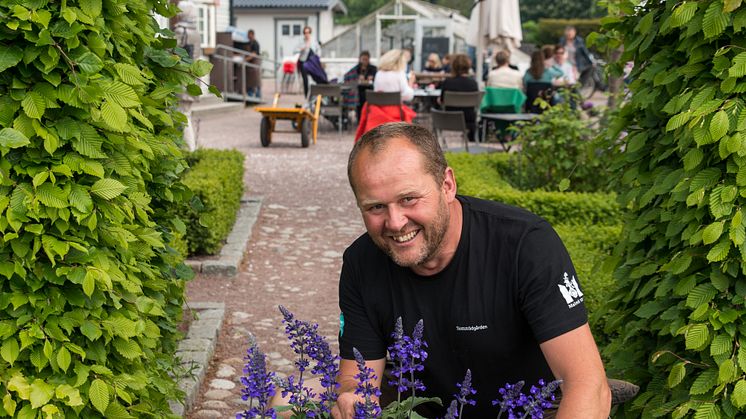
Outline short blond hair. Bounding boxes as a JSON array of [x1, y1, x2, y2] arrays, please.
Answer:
[[377, 49, 407, 72]]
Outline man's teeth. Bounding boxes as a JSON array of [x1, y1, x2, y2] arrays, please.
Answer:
[[393, 230, 418, 242]]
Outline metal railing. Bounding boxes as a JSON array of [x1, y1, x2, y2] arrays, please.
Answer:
[[212, 44, 280, 102]]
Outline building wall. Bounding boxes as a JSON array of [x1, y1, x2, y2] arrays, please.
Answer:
[[234, 10, 322, 63]]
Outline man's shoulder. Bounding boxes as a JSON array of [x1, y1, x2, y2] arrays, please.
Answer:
[[460, 195, 546, 229]]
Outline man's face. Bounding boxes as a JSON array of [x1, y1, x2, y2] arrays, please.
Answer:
[[360, 54, 370, 67], [565, 28, 576, 40], [351, 138, 451, 268], [248, 32, 255, 41]]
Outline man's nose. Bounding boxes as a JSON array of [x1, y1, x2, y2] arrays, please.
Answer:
[[385, 206, 408, 232]]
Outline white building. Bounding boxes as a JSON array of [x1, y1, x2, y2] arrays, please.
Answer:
[[233, 0, 348, 64]]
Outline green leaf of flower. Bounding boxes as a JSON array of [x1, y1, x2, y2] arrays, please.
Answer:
[[191, 60, 213, 77], [90, 178, 126, 200]]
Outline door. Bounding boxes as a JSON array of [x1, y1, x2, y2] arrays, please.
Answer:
[[276, 20, 306, 61]]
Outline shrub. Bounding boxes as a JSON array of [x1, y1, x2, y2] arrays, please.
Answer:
[[477, 188, 619, 226], [509, 97, 612, 193], [598, 1, 746, 416], [0, 0, 208, 416], [446, 152, 513, 194], [180, 148, 244, 255], [535, 18, 603, 47]]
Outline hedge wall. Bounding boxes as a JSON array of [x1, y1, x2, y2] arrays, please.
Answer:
[[179, 149, 244, 255]]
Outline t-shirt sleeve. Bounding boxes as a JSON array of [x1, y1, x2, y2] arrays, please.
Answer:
[[338, 249, 388, 360], [515, 221, 588, 343]]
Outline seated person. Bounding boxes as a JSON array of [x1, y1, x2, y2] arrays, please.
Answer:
[[344, 50, 378, 121], [487, 50, 523, 90], [423, 53, 444, 73], [524, 50, 565, 86], [440, 54, 479, 142], [441, 54, 452, 74], [551, 44, 577, 85], [373, 49, 415, 102]]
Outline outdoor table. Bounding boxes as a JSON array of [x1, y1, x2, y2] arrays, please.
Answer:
[[480, 112, 539, 151]]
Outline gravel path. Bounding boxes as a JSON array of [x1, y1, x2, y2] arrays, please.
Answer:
[[184, 86, 365, 418]]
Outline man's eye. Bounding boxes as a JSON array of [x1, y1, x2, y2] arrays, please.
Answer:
[[368, 204, 384, 212], [402, 197, 416, 204]]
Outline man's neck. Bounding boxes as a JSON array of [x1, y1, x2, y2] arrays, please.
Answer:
[[410, 199, 463, 277]]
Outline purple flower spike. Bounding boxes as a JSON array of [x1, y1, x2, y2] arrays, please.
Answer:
[[386, 318, 429, 401], [237, 336, 276, 419], [521, 379, 562, 419], [444, 399, 459, 419], [492, 380, 525, 419], [352, 348, 382, 418]]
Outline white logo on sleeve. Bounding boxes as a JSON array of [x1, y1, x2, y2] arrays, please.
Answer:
[[558, 272, 584, 308]]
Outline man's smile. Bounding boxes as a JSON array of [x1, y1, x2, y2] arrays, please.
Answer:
[[391, 229, 420, 243]]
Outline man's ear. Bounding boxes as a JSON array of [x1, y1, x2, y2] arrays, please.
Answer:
[[442, 167, 457, 200]]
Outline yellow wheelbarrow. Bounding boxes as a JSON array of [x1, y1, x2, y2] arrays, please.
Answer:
[[255, 94, 322, 148]]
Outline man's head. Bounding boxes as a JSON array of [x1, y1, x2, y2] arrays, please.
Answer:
[[347, 123, 457, 269], [359, 50, 371, 67], [248, 29, 255, 40], [303, 26, 312, 39], [564, 26, 577, 41], [494, 50, 510, 68]]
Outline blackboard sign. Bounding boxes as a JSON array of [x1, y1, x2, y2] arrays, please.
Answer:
[[421, 37, 450, 70]]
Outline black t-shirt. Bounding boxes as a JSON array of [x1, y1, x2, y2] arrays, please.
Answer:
[[338, 196, 587, 417]]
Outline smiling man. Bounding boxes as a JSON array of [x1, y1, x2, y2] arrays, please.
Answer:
[[333, 123, 611, 419]]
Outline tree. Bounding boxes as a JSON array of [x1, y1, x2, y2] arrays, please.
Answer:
[[599, 0, 746, 416], [520, 0, 605, 22], [0, 0, 204, 416]]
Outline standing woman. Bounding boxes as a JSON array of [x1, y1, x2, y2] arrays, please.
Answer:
[[295, 26, 320, 98]]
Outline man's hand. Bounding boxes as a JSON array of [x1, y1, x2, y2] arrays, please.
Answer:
[[331, 391, 366, 419]]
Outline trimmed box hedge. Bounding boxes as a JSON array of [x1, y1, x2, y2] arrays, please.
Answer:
[[180, 149, 245, 255]]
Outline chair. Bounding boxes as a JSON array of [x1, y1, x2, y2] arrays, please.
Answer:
[[524, 81, 553, 114], [431, 108, 470, 152], [441, 91, 484, 151], [308, 84, 346, 134], [364, 91, 404, 121], [479, 87, 528, 149]]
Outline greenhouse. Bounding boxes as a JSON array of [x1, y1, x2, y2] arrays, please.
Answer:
[[321, 0, 470, 72]]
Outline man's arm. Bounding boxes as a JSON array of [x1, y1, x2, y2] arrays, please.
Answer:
[[539, 324, 611, 418], [332, 357, 386, 419]]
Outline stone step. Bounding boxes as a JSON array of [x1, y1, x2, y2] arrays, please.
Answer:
[[191, 100, 245, 118]]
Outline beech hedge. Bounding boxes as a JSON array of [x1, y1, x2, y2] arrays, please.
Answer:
[[0, 0, 207, 416], [179, 149, 245, 255]]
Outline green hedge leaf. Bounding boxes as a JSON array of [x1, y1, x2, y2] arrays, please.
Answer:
[[1, 338, 20, 366], [733, 380, 746, 408], [685, 323, 710, 350], [88, 379, 108, 414], [90, 178, 125, 200], [29, 379, 53, 409], [0, 128, 30, 150]]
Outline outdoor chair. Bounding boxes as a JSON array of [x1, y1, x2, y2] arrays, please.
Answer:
[[441, 91, 484, 151], [479, 87, 528, 150], [309, 84, 347, 134], [431, 108, 470, 152], [524, 81, 554, 114], [364, 91, 404, 120]]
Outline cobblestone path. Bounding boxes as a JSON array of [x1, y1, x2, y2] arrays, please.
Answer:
[[184, 90, 365, 418]]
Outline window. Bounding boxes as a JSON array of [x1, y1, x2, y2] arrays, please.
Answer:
[[293, 25, 301, 35], [195, 2, 216, 48], [282, 25, 290, 35]]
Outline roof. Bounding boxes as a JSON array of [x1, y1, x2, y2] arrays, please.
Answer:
[[234, 0, 347, 13]]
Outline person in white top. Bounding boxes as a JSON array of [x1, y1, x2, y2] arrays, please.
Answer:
[[372, 49, 416, 102], [486, 50, 523, 90], [294, 26, 321, 97], [551, 44, 577, 85]]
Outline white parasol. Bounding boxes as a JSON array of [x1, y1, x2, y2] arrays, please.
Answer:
[[467, 0, 524, 84]]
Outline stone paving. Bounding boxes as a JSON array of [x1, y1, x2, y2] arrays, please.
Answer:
[[183, 81, 365, 418]]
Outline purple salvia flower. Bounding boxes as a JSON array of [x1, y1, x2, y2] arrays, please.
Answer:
[[237, 336, 276, 419], [520, 379, 562, 419], [454, 369, 477, 417], [386, 318, 428, 402], [353, 348, 382, 418], [492, 380, 525, 419], [277, 305, 339, 416], [444, 400, 459, 419]]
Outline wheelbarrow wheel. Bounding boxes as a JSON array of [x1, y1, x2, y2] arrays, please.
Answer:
[[300, 118, 311, 148], [260, 117, 271, 147]]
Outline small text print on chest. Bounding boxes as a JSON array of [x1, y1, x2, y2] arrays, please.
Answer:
[[456, 325, 488, 332]]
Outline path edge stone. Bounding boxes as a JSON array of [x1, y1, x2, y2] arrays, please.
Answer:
[[187, 196, 263, 277], [170, 302, 226, 417]]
